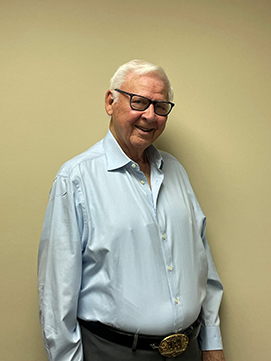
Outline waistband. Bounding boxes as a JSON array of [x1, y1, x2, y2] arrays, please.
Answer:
[[78, 316, 201, 352]]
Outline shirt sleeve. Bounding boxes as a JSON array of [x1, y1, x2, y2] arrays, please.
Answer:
[[198, 228, 224, 351], [38, 176, 85, 361], [186, 176, 224, 351]]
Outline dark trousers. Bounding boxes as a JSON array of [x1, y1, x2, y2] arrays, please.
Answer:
[[80, 324, 202, 361]]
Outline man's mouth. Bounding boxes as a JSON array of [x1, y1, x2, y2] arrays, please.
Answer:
[[135, 125, 154, 133]]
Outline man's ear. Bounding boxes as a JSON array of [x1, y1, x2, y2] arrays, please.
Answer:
[[105, 90, 114, 116]]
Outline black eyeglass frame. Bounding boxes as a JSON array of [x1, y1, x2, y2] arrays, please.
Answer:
[[114, 88, 175, 116]]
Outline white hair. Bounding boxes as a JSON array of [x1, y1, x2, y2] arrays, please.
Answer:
[[110, 59, 174, 101]]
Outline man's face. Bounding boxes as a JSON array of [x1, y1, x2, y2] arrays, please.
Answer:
[[105, 72, 169, 160]]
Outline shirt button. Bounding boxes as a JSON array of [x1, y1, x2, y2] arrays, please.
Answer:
[[140, 180, 145, 185], [131, 163, 136, 168], [162, 235, 166, 240], [175, 298, 179, 304], [168, 266, 173, 271]]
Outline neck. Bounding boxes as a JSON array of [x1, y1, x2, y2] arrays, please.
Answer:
[[137, 154, 151, 189], [132, 150, 148, 165], [109, 127, 151, 187]]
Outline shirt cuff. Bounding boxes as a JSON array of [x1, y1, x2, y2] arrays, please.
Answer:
[[198, 325, 223, 351]]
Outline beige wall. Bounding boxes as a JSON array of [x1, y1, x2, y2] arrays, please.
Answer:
[[1, 0, 270, 360]]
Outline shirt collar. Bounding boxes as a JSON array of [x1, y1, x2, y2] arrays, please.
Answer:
[[104, 130, 164, 171]]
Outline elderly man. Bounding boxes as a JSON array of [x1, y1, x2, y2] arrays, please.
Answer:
[[38, 60, 226, 361]]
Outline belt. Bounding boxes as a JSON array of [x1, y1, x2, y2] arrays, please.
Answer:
[[78, 317, 201, 358]]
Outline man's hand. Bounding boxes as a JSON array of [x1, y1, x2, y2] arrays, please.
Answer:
[[202, 350, 226, 361]]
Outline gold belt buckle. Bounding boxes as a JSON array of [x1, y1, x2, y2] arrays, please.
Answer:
[[158, 333, 189, 358]]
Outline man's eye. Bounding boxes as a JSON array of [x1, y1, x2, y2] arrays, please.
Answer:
[[133, 98, 146, 104], [133, 99, 144, 104], [131, 97, 149, 108], [156, 103, 169, 111]]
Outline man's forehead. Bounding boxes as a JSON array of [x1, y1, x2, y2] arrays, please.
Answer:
[[122, 72, 168, 96]]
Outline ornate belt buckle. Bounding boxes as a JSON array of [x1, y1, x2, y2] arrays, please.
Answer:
[[158, 333, 189, 358]]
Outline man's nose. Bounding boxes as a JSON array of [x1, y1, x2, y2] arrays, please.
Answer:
[[142, 104, 156, 120]]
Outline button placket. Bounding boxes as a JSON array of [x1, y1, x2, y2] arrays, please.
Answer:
[[130, 162, 148, 187], [159, 230, 180, 311]]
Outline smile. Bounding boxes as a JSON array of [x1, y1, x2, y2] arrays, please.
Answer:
[[135, 125, 154, 133]]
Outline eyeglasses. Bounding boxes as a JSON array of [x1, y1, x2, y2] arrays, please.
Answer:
[[114, 88, 175, 116]]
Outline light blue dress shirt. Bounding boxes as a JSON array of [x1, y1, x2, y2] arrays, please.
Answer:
[[38, 130, 223, 361]]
